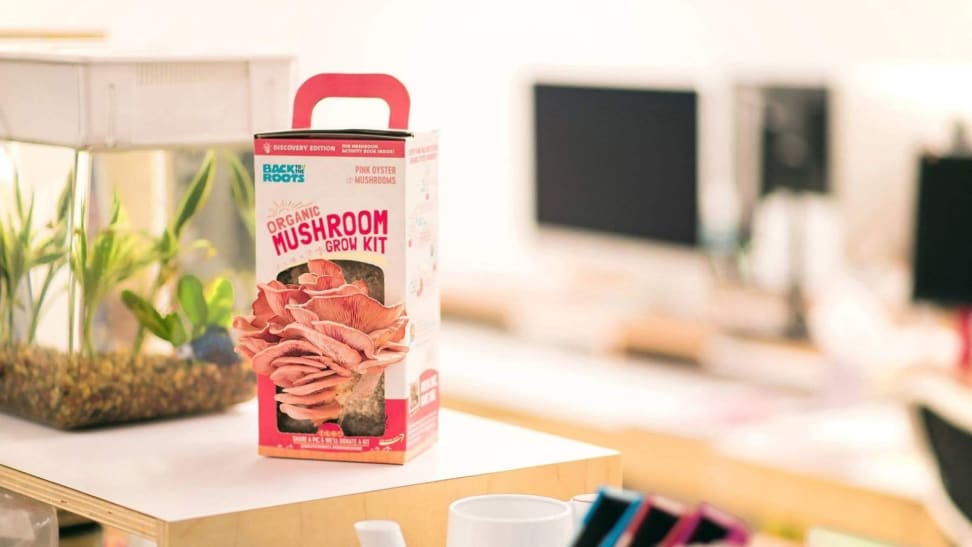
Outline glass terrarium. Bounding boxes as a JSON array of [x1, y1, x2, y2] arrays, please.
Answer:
[[0, 48, 292, 428]]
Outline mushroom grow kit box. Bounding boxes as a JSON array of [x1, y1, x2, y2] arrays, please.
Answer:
[[0, 48, 293, 428], [236, 74, 440, 464]]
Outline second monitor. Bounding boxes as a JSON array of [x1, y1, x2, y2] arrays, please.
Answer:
[[534, 83, 698, 247]]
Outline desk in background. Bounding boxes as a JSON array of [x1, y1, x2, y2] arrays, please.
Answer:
[[438, 320, 949, 546], [441, 272, 827, 394]]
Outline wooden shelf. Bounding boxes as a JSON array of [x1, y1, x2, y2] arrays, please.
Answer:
[[0, 403, 620, 547], [0, 29, 106, 40]]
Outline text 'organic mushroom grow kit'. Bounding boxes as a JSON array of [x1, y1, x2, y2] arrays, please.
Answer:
[[234, 74, 439, 463]]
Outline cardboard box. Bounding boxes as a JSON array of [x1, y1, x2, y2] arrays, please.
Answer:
[[235, 74, 439, 463]]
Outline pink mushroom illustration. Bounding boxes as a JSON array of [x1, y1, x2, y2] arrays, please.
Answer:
[[234, 259, 408, 425]]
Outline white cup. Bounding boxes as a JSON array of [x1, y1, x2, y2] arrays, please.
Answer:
[[354, 520, 408, 547], [446, 494, 573, 547], [570, 493, 598, 528]]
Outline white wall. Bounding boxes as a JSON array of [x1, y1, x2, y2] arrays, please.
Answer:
[[835, 64, 972, 263], [8, 0, 972, 272]]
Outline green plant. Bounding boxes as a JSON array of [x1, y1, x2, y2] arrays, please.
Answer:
[[0, 174, 72, 348], [226, 152, 255, 239], [131, 151, 217, 353], [122, 275, 234, 348], [156, 150, 217, 287], [0, 149, 244, 358], [27, 180, 73, 343], [70, 192, 153, 357]]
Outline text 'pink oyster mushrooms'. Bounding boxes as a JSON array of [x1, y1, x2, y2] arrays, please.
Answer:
[[233, 259, 409, 425]]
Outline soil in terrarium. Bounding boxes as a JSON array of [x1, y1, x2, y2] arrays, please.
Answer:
[[0, 344, 254, 429]]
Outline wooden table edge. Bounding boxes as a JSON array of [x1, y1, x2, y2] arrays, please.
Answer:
[[2, 450, 621, 547], [0, 464, 161, 539], [159, 453, 622, 547]]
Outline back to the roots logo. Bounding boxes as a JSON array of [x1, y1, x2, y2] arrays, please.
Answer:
[[262, 163, 306, 183]]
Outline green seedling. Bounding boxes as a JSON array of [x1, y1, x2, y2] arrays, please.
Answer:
[[0, 173, 72, 347], [132, 151, 217, 353], [122, 275, 238, 365], [226, 152, 255, 240], [70, 193, 153, 357]]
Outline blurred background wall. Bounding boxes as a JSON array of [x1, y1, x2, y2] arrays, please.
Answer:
[[9, 0, 972, 274]]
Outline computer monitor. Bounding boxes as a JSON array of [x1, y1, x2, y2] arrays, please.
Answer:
[[759, 87, 829, 195], [912, 155, 972, 305], [533, 84, 698, 247], [727, 83, 834, 338], [733, 84, 830, 243]]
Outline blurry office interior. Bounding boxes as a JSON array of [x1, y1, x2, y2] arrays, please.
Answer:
[[10, 0, 972, 544]]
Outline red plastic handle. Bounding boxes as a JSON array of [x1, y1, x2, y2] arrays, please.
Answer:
[[291, 73, 411, 130]]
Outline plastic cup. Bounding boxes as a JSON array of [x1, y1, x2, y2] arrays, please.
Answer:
[[354, 520, 408, 547]]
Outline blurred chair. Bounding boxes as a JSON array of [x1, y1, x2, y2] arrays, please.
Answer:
[[903, 371, 972, 544]]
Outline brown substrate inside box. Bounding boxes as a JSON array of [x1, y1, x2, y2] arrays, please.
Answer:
[[277, 372, 386, 437], [339, 373, 386, 437], [0, 345, 255, 429]]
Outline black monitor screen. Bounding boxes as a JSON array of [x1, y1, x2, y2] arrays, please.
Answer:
[[759, 87, 829, 195], [534, 84, 698, 246], [913, 156, 972, 305]]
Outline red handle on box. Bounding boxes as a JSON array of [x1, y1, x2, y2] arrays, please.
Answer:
[[291, 73, 411, 130]]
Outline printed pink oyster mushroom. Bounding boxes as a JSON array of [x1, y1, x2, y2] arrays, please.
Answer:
[[234, 259, 409, 424]]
